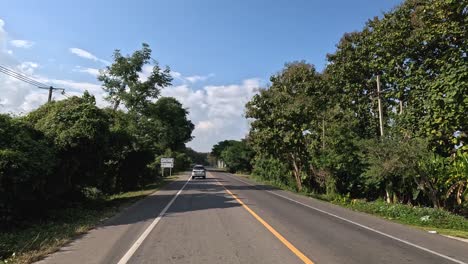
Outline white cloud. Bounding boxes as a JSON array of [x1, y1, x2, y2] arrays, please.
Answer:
[[17, 61, 39, 75], [10, 39, 34, 48], [0, 19, 108, 114], [171, 71, 182, 79], [196, 120, 215, 130], [43, 78, 101, 94], [69, 48, 97, 60], [138, 64, 153, 82], [0, 61, 45, 114], [69, 47, 109, 64], [185, 73, 214, 83], [170, 70, 213, 84], [161, 78, 262, 152], [0, 18, 8, 52], [74, 66, 100, 77]]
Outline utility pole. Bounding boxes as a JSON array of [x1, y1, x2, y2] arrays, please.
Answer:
[[377, 75, 384, 137], [48, 86, 53, 103], [44, 86, 65, 103]]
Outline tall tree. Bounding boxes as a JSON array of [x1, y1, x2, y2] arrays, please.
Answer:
[[98, 43, 172, 112], [246, 62, 327, 191]]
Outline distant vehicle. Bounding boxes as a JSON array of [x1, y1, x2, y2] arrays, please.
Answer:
[[191, 165, 206, 179]]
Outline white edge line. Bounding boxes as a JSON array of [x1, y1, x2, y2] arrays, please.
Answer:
[[117, 175, 191, 264], [223, 173, 467, 264]]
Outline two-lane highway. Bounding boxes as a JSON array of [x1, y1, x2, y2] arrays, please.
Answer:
[[38, 171, 468, 264]]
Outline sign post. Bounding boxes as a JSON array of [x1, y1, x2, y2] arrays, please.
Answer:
[[161, 158, 174, 177]]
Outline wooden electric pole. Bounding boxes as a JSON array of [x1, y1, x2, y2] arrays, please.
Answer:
[[44, 86, 65, 103], [48, 86, 53, 103]]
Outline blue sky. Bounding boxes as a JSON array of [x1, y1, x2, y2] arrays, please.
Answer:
[[0, 0, 402, 151]]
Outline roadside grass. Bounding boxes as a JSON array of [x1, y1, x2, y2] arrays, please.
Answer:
[[332, 198, 468, 238], [0, 175, 178, 264], [238, 173, 468, 239]]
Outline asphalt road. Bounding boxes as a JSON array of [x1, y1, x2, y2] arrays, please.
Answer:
[[38, 171, 468, 264]]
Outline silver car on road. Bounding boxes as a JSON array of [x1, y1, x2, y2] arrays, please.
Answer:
[[191, 165, 206, 179]]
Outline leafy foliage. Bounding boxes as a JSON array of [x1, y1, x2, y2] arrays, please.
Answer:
[[98, 43, 172, 112], [211, 140, 238, 158], [0, 115, 55, 222], [246, 62, 327, 191], [142, 97, 194, 151], [220, 140, 254, 173], [238, 0, 467, 212], [25, 92, 111, 196], [251, 156, 291, 187], [0, 44, 198, 226]]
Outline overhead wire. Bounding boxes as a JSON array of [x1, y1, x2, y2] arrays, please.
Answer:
[[0, 65, 49, 88], [0, 64, 66, 102]]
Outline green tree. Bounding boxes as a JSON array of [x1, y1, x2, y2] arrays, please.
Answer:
[[98, 43, 172, 112], [185, 148, 208, 165], [246, 62, 327, 191], [362, 138, 428, 204], [143, 97, 194, 151], [220, 140, 254, 173], [211, 140, 237, 158]]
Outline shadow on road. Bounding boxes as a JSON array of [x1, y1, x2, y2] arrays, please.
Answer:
[[99, 175, 273, 228]]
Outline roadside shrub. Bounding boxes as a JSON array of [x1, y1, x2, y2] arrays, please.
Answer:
[[24, 92, 110, 198], [252, 156, 292, 188], [0, 114, 56, 223]]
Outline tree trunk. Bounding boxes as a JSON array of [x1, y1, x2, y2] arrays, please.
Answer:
[[393, 192, 400, 204], [291, 154, 303, 191], [427, 187, 441, 209], [420, 176, 441, 208], [385, 185, 393, 203], [113, 100, 121, 111]]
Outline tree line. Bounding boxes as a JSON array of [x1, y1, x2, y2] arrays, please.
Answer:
[[213, 0, 467, 214], [0, 44, 201, 225]]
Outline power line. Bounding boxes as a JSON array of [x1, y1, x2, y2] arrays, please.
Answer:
[[0, 65, 48, 88], [0, 65, 45, 86], [0, 64, 66, 102]]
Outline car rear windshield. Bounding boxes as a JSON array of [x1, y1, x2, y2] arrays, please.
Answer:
[[194, 166, 204, 170]]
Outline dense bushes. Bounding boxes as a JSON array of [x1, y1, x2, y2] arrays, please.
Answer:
[[251, 156, 291, 187], [25, 92, 111, 198], [0, 92, 195, 225], [0, 114, 55, 222], [0, 44, 199, 225]]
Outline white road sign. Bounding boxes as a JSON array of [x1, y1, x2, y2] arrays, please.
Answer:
[[161, 158, 174, 168]]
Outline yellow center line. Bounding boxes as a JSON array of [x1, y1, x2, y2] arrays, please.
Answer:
[[213, 174, 315, 264]]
